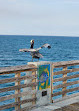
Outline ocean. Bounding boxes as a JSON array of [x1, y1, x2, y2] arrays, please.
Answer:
[[0, 35, 79, 110], [0, 35, 79, 67]]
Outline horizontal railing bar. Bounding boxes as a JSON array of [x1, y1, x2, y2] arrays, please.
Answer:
[[54, 80, 79, 89], [54, 68, 79, 75], [0, 64, 37, 75], [52, 87, 79, 97], [0, 75, 36, 84], [54, 93, 79, 103], [54, 74, 79, 82], [20, 104, 37, 111], [0, 60, 79, 74], [20, 97, 36, 105], [0, 82, 38, 93], [0, 69, 37, 75], [0, 90, 37, 102], [0, 97, 37, 110], [0, 102, 16, 110], [53, 60, 79, 68]]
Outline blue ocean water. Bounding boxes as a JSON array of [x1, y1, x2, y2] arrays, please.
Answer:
[[0, 35, 79, 110], [0, 35, 79, 67]]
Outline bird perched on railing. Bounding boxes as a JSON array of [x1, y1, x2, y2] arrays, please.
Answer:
[[19, 40, 51, 61]]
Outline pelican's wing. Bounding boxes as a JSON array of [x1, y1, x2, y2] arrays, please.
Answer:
[[35, 53, 43, 58], [36, 43, 51, 51], [19, 48, 37, 52], [31, 52, 43, 58]]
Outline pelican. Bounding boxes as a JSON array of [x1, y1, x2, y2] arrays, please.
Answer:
[[19, 40, 51, 61]]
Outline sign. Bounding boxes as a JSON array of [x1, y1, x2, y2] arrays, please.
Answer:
[[38, 64, 50, 90]]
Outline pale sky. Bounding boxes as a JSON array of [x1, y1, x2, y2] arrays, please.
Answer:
[[0, 0, 79, 36]]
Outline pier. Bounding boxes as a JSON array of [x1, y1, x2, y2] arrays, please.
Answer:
[[0, 60, 79, 111]]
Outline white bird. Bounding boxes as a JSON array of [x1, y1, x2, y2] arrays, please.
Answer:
[[19, 40, 51, 61]]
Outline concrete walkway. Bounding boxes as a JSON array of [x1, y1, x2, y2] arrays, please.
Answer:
[[31, 94, 79, 111]]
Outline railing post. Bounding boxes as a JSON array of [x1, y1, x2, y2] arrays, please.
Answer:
[[28, 61, 52, 106], [51, 65, 54, 103], [62, 66, 67, 97], [15, 72, 21, 110], [32, 70, 36, 105]]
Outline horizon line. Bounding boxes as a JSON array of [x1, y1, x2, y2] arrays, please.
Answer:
[[0, 34, 79, 37]]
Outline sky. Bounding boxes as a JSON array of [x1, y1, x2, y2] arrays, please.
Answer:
[[0, 0, 79, 36]]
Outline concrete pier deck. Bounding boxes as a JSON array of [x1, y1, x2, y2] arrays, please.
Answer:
[[31, 94, 79, 111]]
